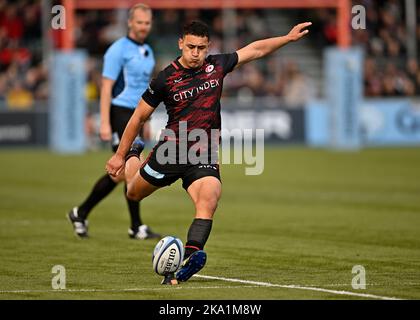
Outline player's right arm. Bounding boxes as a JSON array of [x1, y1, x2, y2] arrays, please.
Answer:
[[99, 77, 115, 141], [106, 99, 155, 177]]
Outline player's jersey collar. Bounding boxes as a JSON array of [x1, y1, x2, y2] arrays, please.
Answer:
[[126, 35, 145, 46]]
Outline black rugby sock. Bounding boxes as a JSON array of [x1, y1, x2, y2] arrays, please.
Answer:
[[78, 174, 117, 219], [184, 218, 213, 259], [124, 184, 142, 229]]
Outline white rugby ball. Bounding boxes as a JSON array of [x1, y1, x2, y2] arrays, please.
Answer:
[[152, 236, 184, 276]]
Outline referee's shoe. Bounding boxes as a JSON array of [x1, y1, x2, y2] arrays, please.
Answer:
[[128, 225, 161, 240], [67, 207, 88, 238], [176, 250, 207, 282]]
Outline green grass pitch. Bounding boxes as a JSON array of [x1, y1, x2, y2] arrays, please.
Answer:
[[0, 147, 419, 299]]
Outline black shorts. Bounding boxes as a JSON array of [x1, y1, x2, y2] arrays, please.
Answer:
[[110, 104, 147, 152], [139, 146, 221, 190]]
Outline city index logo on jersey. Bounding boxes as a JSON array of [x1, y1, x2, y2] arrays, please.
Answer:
[[173, 78, 221, 102]]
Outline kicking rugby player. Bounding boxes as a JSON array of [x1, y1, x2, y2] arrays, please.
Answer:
[[106, 20, 311, 282]]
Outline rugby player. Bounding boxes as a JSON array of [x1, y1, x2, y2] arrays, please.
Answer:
[[106, 20, 311, 281]]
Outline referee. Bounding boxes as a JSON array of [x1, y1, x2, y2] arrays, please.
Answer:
[[68, 3, 160, 240]]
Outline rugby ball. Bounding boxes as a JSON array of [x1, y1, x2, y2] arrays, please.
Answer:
[[152, 236, 184, 276]]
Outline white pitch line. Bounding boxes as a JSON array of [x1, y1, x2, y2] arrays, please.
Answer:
[[194, 275, 402, 300], [0, 278, 404, 300], [0, 285, 260, 294]]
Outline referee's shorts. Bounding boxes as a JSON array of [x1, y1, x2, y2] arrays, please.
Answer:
[[110, 104, 146, 152]]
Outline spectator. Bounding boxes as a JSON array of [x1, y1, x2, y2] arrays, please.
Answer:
[[0, 4, 24, 43], [282, 61, 315, 107], [6, 80, 33, 109]]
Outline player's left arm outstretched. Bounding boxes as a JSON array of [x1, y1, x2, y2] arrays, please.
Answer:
[[235, 22, 312, 69]]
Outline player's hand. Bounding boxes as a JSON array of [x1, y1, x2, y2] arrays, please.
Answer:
[[287, 22, 312, 42], [100, 122, 112, 141], [106, 154, 125, 177]]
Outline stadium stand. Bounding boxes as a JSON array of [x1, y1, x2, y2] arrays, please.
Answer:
[[0, 0, 47, 107], [307, 0, 420, 96], [0, 0, 419, 111]]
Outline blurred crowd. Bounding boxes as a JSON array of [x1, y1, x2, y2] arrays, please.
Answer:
[[0, 0, 47, 109], [0, 0, 419, 110], [308, 0, 420, 96], [355, 0, 420, 96]]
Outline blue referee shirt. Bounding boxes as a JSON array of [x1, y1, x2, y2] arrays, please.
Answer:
[[102, 36, 155, 109]]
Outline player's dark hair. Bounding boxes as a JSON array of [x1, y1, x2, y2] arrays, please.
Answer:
[[182, 20, 210, 40]]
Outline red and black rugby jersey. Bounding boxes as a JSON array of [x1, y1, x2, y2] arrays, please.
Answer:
[[142, 53, 238, 138]]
